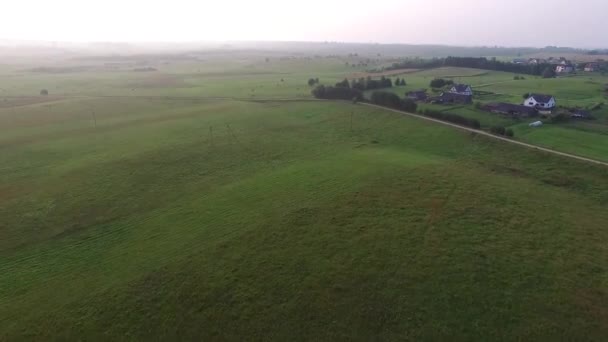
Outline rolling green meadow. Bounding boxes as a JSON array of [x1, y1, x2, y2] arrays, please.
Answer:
[[1, 51, 608, 340]]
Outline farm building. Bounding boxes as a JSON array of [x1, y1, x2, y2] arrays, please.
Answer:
[[430, 92, 472, 105], [406, 90, 428, 102], [449, 84, 473, 96], [524, 94, 556, 109], [483, 103, 538, 118], [584, 63, 599, 72], [529, 121, 543, 127], [528, 58, 547, 64], [556, 64, 574, 73]]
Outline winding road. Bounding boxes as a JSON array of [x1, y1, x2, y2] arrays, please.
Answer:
[[361, 102, 608, 168]]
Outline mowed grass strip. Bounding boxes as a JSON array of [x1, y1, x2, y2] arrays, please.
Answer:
[[1, 99, 607, 340]]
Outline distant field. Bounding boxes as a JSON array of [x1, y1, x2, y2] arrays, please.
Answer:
[[349, 68, 420, 78], [1, 54, 608, 340]]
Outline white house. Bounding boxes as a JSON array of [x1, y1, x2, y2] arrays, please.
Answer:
[[556, 64, 574, 73], [449, 84, 473, 96], [524, 94, 556, 109], [584, 63, 599, 72]]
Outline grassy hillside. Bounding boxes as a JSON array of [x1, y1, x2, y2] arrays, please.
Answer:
[[1, 89, 608, 339]]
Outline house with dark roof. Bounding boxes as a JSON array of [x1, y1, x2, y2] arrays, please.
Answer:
[[528, 58, 547, 65], [556, 64, 574, 73], [584, 63, 599, 72], [449, 84, 473, 96], [406, 90, 428, 102], [429, 92, 472, 105], [524, 94, 556, 109], [483, 103, 538, 118]]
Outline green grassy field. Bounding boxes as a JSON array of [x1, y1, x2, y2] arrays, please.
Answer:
[[1, 55, 608, 340]]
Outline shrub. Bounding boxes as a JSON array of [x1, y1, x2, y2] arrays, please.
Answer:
[[40, 89, 49, 96], [335, 78, 350, 88], [505, 128, 514, 137], [369, 91, 418, 112], [430, 78, 447, 88], [401, 98, 417, 112], [370, 91, 402, 109], [542, 67, 556, 78], [490, 126, 506, 135]]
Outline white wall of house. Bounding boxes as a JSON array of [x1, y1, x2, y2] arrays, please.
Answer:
[[449, 86, 472, 96], [524, 96, 556, 108]]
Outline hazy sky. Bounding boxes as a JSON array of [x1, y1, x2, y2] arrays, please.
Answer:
[[3, 0, 607, 48]]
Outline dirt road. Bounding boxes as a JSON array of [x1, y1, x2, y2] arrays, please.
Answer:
[[361, 102, 608, 168]]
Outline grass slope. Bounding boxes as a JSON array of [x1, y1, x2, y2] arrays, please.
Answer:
[[1, 98, 608, 340]]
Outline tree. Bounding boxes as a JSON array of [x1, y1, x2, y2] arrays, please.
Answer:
[[430, 78, 447, 88], [40, 89, 49, 96], [542, 66, 556, 78], [308, 78, 316, 87], [335, 78, 350, 88], [401, 98, 417, 112], [490, 126, 507, 135], [400, 79, 407, 86], [312, 85, 326, 98], [395, 77, 401, 86], [522, 92, 530, 99], [505, 128, 514, 137]]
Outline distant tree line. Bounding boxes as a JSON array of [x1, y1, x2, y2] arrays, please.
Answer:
[[385, 56, 558, 77], [419, 109, 481, 129], [350, 76, 395, 91], [311, 85, 363, 101], [370, 91, 417, 112]]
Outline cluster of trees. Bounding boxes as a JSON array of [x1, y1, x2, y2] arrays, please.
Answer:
[[370, 91, 417, 112], [430, 78, 455, 88], [490, 126, 515, 137], [350, 76, 394, 91], [311, 85, 363, 101], [419, 109, 481, 129], [513, 75, 526, 80], [394, 78, 407, 86], [308, 78, 320, 86]]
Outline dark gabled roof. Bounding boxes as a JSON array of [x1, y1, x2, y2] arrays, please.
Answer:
[[439, 92, 472, 101], [529, 94, 554, 103], [452, 84, 471, 92], [406, 90, 428, 100]]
